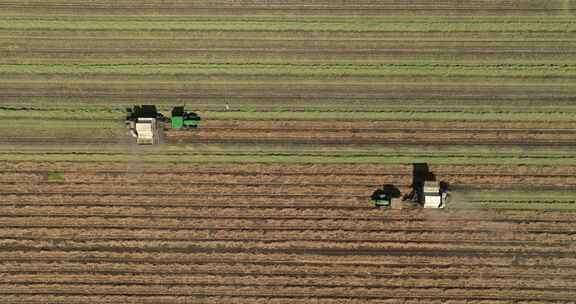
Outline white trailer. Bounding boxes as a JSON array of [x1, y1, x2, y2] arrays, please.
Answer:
[[423, 181, 446, 209], [391, 163, 449, 209], [134, 118, 159, 145]]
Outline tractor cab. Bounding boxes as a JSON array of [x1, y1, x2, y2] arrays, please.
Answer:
[[126, 105, 168, 123], [371, 184, 401, 208]]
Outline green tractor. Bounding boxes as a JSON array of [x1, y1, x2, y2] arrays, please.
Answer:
[[171, 106, 201, 129], [125, 105, 201, 144], [371, 184, 401, 208]]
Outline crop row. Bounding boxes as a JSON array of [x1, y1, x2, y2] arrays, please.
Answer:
[[2, 62, 576, 78], [3, 41, 574, 65], [3, 161, 575, 175], [1, 239, 575, 260], [4, 26, 574, 39], [2, 192, 575, 211], [4, 260, 576, 280], [1, 177, 575, 191], [2, 79, 572, 95], [7, 50, 574, 66], [0, 214, 574, 233], [1, 81, 573, 108], [9, 36, 576, 49], [5, 108, 576, 123], [4, 96, 575, 114], [1, 225, 574, 243], [0, 275, 570, 299], [6, 54, 576, 69], [1, 274, 572, 292], [0, 295, 493, 304], [0, 0, 572, 15], [3, 250, 574, 270], [0, 181, 375, 195], [1, 143, 574, 158], [1, 150, 574, 166], [0, 0, 570, 9], [0, 285, 573, 303], [0, 295, 567, 304], [3, 170, 575, 187], [1, 193, 574, 222], [1, 17, 575, 32], [6, 136, 575, 148], [167, 127, 576, 142]]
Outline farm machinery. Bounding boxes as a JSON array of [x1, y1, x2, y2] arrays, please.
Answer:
[[125, 105, 201, 145], [170, 106, 201, 129], [370, 184, 401, 208], [371, 163, 449, 209]]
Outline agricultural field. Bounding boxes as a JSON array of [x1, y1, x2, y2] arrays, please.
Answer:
[[0, 0, 576, 303]]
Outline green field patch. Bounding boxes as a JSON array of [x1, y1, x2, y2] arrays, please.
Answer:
[[2, 107, 576, 123], [0, 118, 123, 138], [0, 143, 573, 166], [457, 189, 576, 210], [46, 171, 65, 183], [3, 105, 576, 123]]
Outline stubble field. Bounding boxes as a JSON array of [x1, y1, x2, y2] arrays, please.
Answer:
[[0, 1, 575, 303]]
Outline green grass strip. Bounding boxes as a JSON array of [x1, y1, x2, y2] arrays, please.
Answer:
[[456, 189, 576, 210], [2, 62, 576, 78], [0, 145, 573, 166], [2, 108, 576, 122], [0, 18, 575, 32], [2, 107, 576, 122]]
